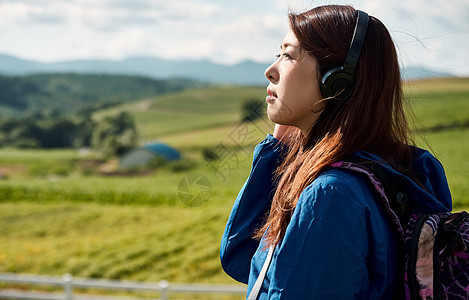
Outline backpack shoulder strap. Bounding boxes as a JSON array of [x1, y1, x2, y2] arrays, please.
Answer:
[[247, 244, 275, 300]]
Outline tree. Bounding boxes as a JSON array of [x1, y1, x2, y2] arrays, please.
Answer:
[[241, 98, 265, 122], [74, 110, 96, 148], [40, 119, 78, 148], [9, 120, 42, 146], [92, 112, 138, 157]]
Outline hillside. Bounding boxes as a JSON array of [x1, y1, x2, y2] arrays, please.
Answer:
[[0, 74, 202, 118], [95, 77, 469, 146], [94, 85, 269, 142]]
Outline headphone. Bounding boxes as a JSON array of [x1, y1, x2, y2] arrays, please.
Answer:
[[320, 10, 369, 100]]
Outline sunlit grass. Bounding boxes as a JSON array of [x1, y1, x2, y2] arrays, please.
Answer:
[[0, 202, 244, 299], [417, 128, 469, 208]]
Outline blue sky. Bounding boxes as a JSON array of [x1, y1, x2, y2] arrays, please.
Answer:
[[0, 0, 467, 76]]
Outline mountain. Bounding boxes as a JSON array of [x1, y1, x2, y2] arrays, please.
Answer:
[[0, 54, 270, 85], [0, 54, 455, 85], [0, 55, 44, 74], [401, 66, 453, 81]]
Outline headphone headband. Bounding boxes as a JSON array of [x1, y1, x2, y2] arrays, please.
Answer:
[[344, 10, 369, 72], [320, 9, 369, 100]]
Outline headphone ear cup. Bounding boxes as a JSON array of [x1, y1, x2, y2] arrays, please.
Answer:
[[320, 67, 355, 100]]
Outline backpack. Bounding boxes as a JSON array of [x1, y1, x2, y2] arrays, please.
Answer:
[[331, 161, 469, 300]]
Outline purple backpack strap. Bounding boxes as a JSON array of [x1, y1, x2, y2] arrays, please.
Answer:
[[331, 161, 405, 240]]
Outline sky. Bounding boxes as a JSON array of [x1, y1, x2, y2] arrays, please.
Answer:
[[0, 0, 468, 76]]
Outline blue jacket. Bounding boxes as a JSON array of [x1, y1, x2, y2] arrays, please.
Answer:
[[220, 134, 452, 299]]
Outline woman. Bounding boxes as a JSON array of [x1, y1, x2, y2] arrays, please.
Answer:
[[220, 5, 452, 299]]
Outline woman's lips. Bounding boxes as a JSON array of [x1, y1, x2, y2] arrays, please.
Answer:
[[266, 88, 277, 103]]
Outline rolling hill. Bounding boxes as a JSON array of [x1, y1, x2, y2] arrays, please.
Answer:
[[0, 73, 203, 118], [94, 85, 270, 145], [95, 77, 469, 147]]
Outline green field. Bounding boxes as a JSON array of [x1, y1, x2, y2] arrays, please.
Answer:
[[0, 78, 468, 298], [406, 78, 469, 129], [94, 85, 268, 141], [407, 78, 469, 206]]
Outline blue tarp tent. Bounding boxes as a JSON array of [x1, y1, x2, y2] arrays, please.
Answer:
[[119, 142, 181, 169]]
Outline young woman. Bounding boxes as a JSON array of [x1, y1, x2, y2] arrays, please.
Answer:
[[220, 5, 452, 299]]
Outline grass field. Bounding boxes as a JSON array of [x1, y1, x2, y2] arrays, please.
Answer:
[[0, 202, 233, 282], [419, 128, 469, 207], [0, 202, 243, 299], [406, 78, 469, 129], [95, 86, 268, 141], [0, 77, 468, 297]]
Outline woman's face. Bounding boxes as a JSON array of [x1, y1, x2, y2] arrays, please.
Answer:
[[265, 30, 325, 134]]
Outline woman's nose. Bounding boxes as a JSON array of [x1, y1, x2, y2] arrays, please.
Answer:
[[265, 63, 278, 83]]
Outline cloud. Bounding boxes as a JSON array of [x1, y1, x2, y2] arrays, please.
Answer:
[[105, 0, 160, 11], [203, 13, 287, 63], [82, 1, 288, 64], [0, 0, 224, 30], [78, 0, 224, 31], [396, 0, 469, 30], [364, 0, 469, 33], [26, 12, 65, 25], [0, 0, 69, 27], [0, 0, 467, 75]]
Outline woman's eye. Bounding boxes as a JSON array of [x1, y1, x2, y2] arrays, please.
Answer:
[[275, 53, 293, 60]]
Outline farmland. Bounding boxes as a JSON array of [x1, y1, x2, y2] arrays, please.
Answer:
[[0, 77, 468, 297]]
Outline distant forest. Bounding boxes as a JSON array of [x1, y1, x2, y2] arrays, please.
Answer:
[[0, 73, 203, 118], [0, 73, 204, 152]]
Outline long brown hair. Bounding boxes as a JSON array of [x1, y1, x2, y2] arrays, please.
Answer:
[[256, 5, 415, 247]]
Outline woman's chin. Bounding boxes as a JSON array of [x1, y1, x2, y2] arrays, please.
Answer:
[[267, 106, 287, 125], [266, 108, 279, 123]]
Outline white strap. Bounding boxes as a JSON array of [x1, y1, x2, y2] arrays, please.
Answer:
[[247, 245, 275, 300]]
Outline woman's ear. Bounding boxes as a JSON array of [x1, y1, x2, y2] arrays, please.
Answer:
[[311, 99, 326, 114]]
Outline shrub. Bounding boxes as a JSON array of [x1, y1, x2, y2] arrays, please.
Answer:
[[241, 98, 265, 122]]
